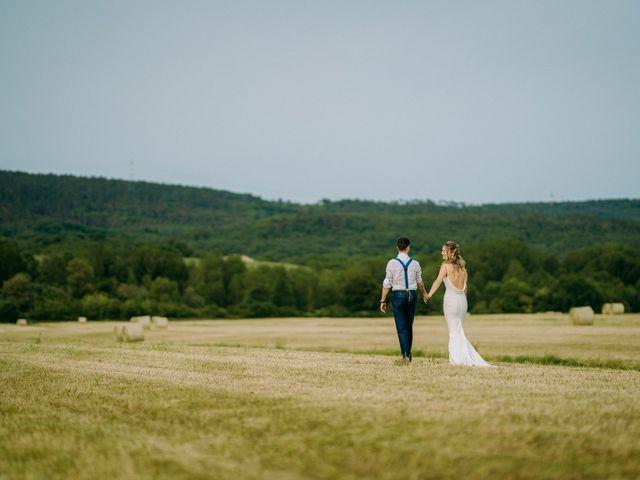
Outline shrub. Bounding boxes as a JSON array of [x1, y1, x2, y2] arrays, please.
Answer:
[[81, 293, 118, 320]]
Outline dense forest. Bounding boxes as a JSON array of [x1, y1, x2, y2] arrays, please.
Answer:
[[1, 170, 638, 321]]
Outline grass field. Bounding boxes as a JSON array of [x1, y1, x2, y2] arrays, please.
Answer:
[[2, 314, 640, 479]]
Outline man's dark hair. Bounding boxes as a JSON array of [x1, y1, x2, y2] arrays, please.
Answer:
[[397, 237, 410, 251]]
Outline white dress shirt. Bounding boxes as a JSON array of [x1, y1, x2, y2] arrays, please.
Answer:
[[383, 252, 423, 291]]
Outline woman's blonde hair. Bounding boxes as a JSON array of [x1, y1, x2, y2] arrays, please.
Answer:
[[443, 241, 466, 270]]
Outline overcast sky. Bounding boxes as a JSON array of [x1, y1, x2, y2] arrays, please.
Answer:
[[1, 1, 638, 204]]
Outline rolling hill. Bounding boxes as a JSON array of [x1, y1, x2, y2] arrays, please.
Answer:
[[1, 170, 638, 261]]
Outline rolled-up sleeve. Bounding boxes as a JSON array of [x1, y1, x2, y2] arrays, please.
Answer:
[[383, 261, 394, 288]]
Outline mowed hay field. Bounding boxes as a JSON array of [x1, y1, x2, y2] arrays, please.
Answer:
[[1, 314, 640, 479]]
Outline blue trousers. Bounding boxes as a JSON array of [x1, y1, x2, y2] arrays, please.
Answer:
[[391, 290, 417, 358]]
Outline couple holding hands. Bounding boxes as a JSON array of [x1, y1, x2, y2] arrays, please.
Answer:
[[380, 237, 491, 367]]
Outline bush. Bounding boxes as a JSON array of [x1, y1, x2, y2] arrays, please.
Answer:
[[2, 273, 33, 311], [312, 305, 351, 317], [81, 293, 119, 320], [119, 299, 146, 319], [29, 297, 81, 321], [150, 277, 180, 302], [547, 274, 603, 312], [154, 301, 198, 317], [231, 300, 277, 318], [0, 300, 20, 323], [201, 304, 228, 319]]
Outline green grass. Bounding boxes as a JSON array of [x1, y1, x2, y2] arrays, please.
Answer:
[[492, 354, 640, 371], [1, 315, 640, 479], [211, 344, 640, 371]]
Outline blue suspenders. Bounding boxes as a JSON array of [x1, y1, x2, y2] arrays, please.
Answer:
[[394, 258, 413, 289]]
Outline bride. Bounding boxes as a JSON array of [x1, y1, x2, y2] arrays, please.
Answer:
[[425, 241, 493, 367]]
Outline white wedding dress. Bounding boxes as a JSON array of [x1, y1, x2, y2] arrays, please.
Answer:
[[443, 276, 492, 367]]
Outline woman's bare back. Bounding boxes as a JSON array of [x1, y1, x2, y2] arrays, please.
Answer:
[[445, 264, 467, 290]]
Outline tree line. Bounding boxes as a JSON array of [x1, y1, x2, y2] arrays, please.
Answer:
[[1, 237, 637, 322], [2, 170, 639, 262]]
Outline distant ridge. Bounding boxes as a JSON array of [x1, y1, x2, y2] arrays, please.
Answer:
[[1, 170, 638, 260]]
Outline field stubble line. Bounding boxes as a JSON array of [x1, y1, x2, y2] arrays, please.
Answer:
[[2, 337, 639, 372], [205, 342, 640, 372]]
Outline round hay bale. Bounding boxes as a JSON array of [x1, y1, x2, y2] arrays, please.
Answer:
[[602, 303, 625, 314], [610, 303, 625, 314], [17, 318, 27, 326], [140, 315, 151, 329], [122, 323, 144, 342], [569, 306, 594, 325], [130, 315, 151, 329], [78, 316, 87, 323], [152, 316, 169, 329], [113, 325, 124, 341]]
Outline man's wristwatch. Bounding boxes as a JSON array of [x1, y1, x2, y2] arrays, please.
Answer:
[[380, 300, 386, 304]]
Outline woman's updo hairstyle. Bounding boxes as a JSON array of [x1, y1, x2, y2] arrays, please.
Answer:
[[443, 241, 466, 270]]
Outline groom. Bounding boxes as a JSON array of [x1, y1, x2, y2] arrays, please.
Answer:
[[379, 237, 429, 362]]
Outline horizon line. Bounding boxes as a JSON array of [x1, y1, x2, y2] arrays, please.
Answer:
[[2, 168, 638, 207]]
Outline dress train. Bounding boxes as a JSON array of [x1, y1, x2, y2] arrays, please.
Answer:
[[443, 277, 492, 367]]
